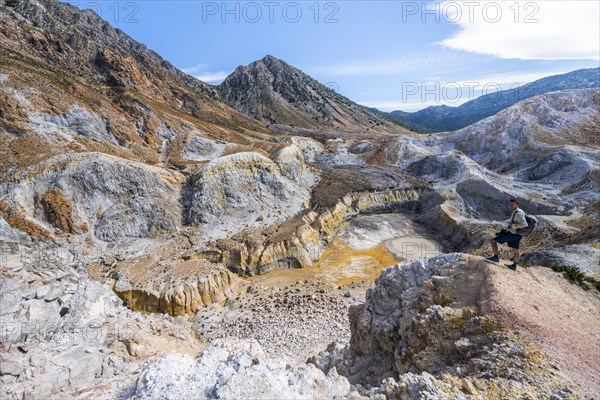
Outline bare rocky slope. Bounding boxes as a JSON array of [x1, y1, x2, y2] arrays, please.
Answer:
[[310, 254, 599, 399], [0, 0, 279, 180], [218, 55, 409, 133], [27, 253, 590, 399], [1, 0, 599, 399]]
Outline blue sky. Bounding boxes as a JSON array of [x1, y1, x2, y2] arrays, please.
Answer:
[[69, 1, 599, 111]]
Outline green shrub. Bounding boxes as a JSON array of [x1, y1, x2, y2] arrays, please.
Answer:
[[550, 265, 600, 291]]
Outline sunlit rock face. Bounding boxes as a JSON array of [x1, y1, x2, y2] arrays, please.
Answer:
[[446, 89, 599, 179], [128, 339, 351, 400], [185, 152, 312, 239], [0, 152, 184, 242], [308, 254, 585, 399]]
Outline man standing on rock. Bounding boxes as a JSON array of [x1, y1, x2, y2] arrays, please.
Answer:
[[486, 198, 528, 270]]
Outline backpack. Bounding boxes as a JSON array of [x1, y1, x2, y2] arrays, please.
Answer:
[[517, 214, 538, 237]]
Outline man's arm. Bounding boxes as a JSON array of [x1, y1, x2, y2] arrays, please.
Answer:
[[503, 212, 515, 232], [510, 210, 528, 232]]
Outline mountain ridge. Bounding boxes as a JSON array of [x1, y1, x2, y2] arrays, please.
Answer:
[[386, 67, 600, 133], [0, 0, 284, 177], [217, 54, 410, 134]]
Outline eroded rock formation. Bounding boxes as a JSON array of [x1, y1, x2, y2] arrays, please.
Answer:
[[310, 254, 584, 399], [0, 241, 202, 400], [191, 187, 430, 276], [186, 151, 312, 239], [1, 152, 184, 242]]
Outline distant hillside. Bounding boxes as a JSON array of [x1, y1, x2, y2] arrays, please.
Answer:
[[386, 68, 600, 133], [218, 55, 409, 133]]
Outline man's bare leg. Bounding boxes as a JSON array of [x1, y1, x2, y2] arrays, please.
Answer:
[[511, 248, 520, 263], [491, 239, 499, 255]]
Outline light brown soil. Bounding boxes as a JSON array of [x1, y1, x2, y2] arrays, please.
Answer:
[[487, 262, 600, 399], [0, 199, 55, 241], [41, 188, 75, 233]]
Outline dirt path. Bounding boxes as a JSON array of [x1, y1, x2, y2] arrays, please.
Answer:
[[487, 261, 600, 399]]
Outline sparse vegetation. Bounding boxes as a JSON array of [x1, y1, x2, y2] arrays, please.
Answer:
[[550, 265, 600, 291]]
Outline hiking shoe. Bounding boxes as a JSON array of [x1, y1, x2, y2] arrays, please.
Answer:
[[486, 255, 499, 262], [506, 262, 518, 271]]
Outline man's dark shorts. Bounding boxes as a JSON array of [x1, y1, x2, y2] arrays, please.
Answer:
[[493, 232, 523, 249]]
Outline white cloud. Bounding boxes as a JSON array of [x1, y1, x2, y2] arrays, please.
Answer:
[[309, 51, 464, 77], [193, 71, 230, 84], [451, 69, 569, 87], [438, 1, 600, 60], [181, 64, 231, 84], [181, 64, 207, 75]]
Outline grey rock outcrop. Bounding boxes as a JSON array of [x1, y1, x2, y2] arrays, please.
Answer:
[[521, 244, 600, 278], [273, 144, 318, 187], [46, 106, 119, 144], [1, 152, 184, 241], [0, 241, 202, 400], [327, 254, 572, 399], [455, 179, 564, 219], [182, 135, 228, 162], [0, 217, 30, 242], [128, 339, 351, 400], [186, 152, 311, 239]]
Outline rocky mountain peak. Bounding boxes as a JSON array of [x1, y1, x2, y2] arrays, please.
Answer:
[[256, 53, 285, 67], [218, 55, 408, 133]]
